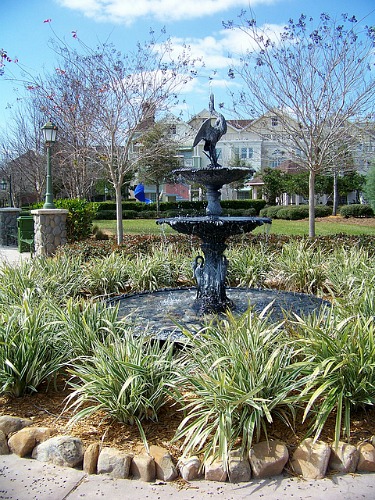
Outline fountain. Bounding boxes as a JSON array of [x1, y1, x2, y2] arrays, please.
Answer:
[[156, 100, 271, 314], [113, 96, 328, 339]]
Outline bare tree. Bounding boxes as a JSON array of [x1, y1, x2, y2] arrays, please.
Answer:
[[25, 32, 200, 243], [136, 120, 182, 212], [226, 13, 375, 236], [0, 101, 46, 204]]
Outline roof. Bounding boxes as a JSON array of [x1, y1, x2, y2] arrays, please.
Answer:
[[276, 160, 306, 174], [227, 119, 254, 130]]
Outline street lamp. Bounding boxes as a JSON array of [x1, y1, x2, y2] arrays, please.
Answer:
[[0, 175, 12, 206], [41, 121, 58, 209]]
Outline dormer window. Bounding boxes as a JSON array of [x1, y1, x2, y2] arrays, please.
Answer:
[[271, 116, 278, 127]]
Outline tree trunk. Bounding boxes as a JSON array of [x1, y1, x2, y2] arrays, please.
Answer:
[[155, 181, 160, 214], [309, 170, 316, 238], [333, 170, 339, 216], [115, 184, 124, 245]]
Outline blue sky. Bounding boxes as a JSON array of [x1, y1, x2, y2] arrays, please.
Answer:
[[1, 0, 374, 132]]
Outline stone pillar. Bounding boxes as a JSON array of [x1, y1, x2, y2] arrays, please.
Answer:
[[0, 208, 21, 245], [31, 209, 68, 257]]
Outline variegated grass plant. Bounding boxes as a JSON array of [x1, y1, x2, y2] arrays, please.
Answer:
[[67, 329, 178, 451], [0, 294, 66, 397], [226, 243, 272, 288], [268, 240, 328, 295], [289, 309, 375, 447], [52, 298, 126, 358], [171, 309, 306, 468]]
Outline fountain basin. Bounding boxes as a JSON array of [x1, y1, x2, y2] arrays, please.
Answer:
[[112, 287, 330, 342]]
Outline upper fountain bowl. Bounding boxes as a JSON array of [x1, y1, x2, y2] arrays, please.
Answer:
[[175, 167, 254, 189]]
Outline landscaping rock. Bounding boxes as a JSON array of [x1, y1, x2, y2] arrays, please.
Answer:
[[149, 445, 178, 482], [249, 440, 288, 478], [228, 450, 251, 483], [357, 442, 375, 472], [0, 416, 32, 437], [130, 454, 156, 482], [178, 456, 202, 481], [8, 427, 56, 458], [0, 430, 9, 455], [329, 442, 359, 473], [83, 443, 100, 475], [32, 435, 84, 468], [97, 447, 132, 479], [291, 438, 331, 479], [204, 458, 227, 482]]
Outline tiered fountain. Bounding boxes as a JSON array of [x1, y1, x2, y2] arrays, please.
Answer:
[[114, 97, 328, 339], [156, 98, 271, 314]]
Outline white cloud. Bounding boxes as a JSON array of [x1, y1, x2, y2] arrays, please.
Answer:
[[57, 0, 278, 24]]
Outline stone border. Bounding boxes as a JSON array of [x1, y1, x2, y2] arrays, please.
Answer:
[[1, 415, 375, 484]]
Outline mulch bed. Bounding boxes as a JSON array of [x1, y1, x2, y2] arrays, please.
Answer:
[[1, 378, 374, 459]]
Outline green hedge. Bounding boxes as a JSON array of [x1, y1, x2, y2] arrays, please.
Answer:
[[94, 199, 267, 218], [259, 205, 332, 220], [340, 204, 374, 218], [32, 199, 98, 242]]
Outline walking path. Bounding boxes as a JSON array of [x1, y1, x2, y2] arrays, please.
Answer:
[[0, 245, 374, 499], [0, 245, 31, 265], [0, 453, 374, 500]]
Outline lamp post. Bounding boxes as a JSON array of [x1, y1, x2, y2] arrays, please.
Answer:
[[41, 121, 58, 209], [0, 175, 12, 206]]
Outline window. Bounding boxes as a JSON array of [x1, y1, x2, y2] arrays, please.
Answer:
[[237, 190, 250, 200], [271, 116, 278, 127], [169, 124, 177, 135], [240, 147, 253, 159]]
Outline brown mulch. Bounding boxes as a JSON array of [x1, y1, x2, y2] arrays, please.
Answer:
[[314, 215, 375, 227], [1, 378, 374, 459]]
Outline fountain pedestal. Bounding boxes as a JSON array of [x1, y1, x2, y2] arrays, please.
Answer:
[[157, 167, 271, 315]]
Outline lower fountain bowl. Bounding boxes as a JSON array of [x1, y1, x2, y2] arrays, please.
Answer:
[[110, 287, 330, 343]]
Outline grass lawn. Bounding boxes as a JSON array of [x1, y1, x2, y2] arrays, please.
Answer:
[[94, 216, 375, 237]]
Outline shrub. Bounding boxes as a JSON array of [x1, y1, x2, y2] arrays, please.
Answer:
[[315, 205, 332, 217], [122, 210, 138, 219], [56, 199, 98, 242], [277, 206, 309, 220], [94, 209, 116, 220], [140, 210, 158, 218], [259, 206, 285, 218], [32, 199, 98, 242], [340, 204, 374, 218]]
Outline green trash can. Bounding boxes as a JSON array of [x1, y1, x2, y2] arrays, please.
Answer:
[[17, 216, 34, 253]]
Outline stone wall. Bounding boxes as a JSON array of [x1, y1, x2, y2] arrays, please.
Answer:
[[31, 209, 68, 257], [0, 208, 21, 246]]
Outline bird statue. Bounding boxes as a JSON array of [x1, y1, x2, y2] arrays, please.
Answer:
[[193, 94, 227, 168]]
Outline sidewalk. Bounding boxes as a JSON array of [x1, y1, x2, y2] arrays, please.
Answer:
[[0, 245, 31, 265], [0, 454, 374, 500]]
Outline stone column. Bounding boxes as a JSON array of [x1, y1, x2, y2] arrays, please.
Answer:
[[31, 209, 68, 257], [0, 208, 22, 245]]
